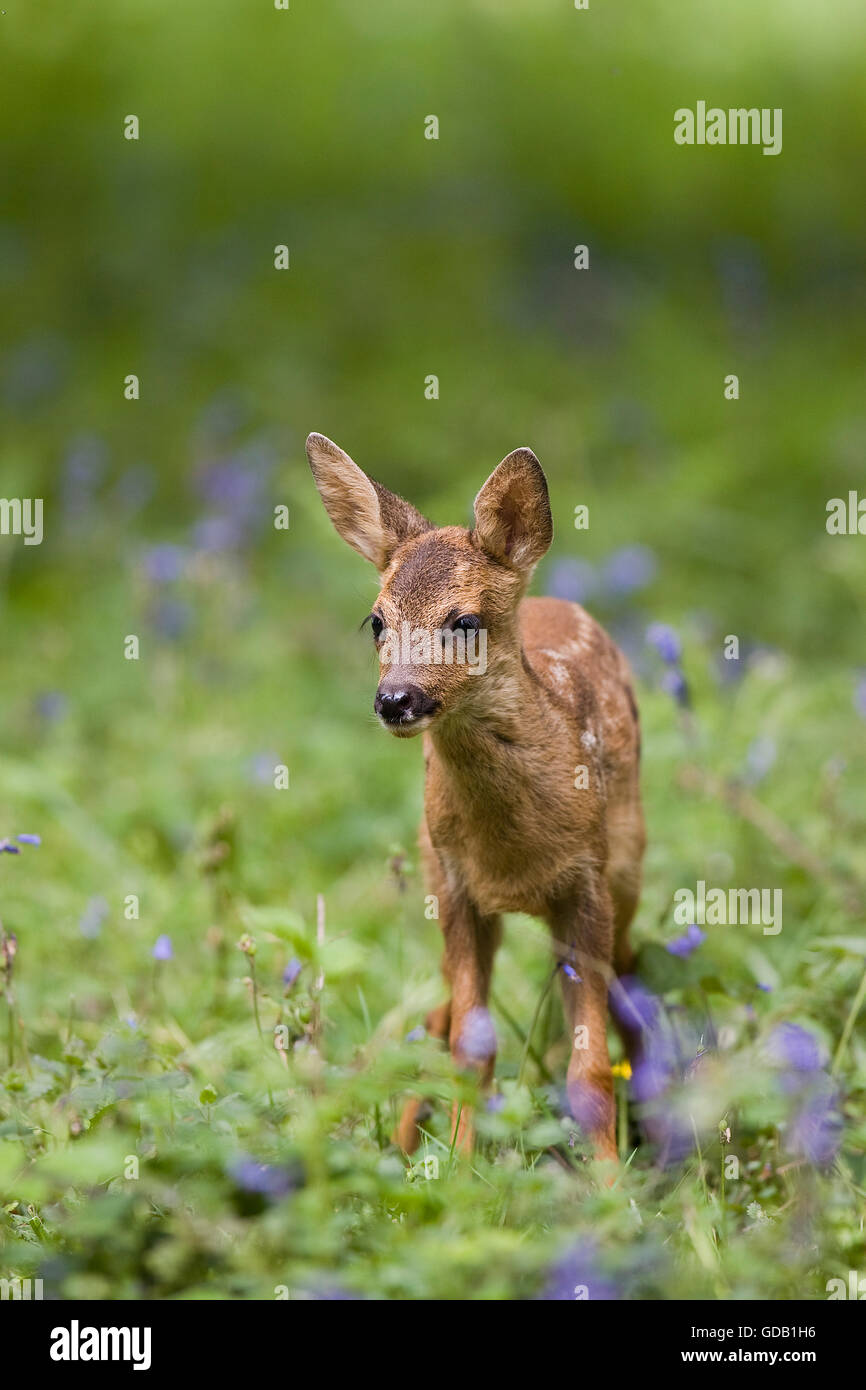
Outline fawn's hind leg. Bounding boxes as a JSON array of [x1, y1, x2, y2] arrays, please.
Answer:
[[394, 1000, 451, 1154], [606, 801, 645, 1064]]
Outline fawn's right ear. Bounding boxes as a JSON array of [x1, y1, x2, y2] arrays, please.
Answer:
[[306, 434, 431, 572]]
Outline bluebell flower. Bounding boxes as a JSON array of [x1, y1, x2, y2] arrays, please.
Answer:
[[34, 691, 68, 722], [249, 751, 281, 785], [601, 546, 657, 598], [142, 544, 188, 583], [546, 558, 598, 605], [61, 434, 106, 515], [229, 1155, 297, 1199], [540, 1240, 620, 1301], [788, 1085, 842, 1167], [666, 923, 706, 958], [646, 623, 681, 665], [152, 934, 173, 961], [405, 1025, 426, 1042], [609, 975, 661, 1034], [660, 668, 690, 708], [150, 598, 193, 640], [17, 833, 40, 846], [559, 961, 582, 982], [193, 515, 244, 552], [458, 1007, 497, 1065], [282, 958, 302, 988], [769, 1022, 821, 1075]]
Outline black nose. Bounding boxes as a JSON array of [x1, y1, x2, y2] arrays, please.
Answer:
[[374, 684, 439, 724]]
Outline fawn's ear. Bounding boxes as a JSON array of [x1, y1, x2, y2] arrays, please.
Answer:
[[472, 447, 553, 571], [306, 433, 431, 571]]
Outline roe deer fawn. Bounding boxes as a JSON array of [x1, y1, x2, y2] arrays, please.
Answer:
[[307, 433, 645, 1163]]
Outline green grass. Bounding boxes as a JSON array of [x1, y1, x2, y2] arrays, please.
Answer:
[[1, 541, 864, 1299], [1, 0, 865, 1303]]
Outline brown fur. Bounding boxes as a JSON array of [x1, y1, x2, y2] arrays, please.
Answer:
[[307, 434, 645, 1164]]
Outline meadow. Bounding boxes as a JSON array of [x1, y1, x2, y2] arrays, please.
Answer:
[[1, 0, 865, 1301]]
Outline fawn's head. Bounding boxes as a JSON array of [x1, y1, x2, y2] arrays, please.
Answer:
[[307, 433, 553, 737]]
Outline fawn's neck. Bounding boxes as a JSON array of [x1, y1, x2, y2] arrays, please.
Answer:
[[427, 642, 552, 803]]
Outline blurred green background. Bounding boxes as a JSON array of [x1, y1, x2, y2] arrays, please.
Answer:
[[0, 0, 865, 1300]]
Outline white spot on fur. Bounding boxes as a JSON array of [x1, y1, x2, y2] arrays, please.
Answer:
[[538, 650, 571, 695]]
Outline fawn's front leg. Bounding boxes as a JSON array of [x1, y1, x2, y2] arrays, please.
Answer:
[[444, 890, 502, 1153], [394, 874, 501, 1156], [548, 877, 618, 1164]]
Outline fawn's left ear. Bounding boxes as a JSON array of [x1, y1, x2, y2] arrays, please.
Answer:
[[472, 447, 553, 571], [306, 433, 431, 571]]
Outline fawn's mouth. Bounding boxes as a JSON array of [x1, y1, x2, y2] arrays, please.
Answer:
[[380, 711, 436, 738]]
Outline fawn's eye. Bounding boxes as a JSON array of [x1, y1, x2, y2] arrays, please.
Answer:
[[453, 614, 480, 633], [369, 614, 384, 640]]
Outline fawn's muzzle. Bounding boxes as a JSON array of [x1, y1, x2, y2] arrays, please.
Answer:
[[374, 683, 440, 728]]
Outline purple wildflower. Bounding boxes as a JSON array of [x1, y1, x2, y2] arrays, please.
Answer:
[[646, 622, 681, 665], [559, 961, 582, 982], [788, 1086, 842, 1167], [769, 1022, 822, 1075], [541, 1240, 620, 1301], [149, 597, 193, 640], [282, 958, 302, 988], [229, 1155, 297, 1200], [142, 544, 188, 583], [609, 976, 661, 1034], [458, 1007, 497, 1065], [61, 434, 107, 508], [249, 751, 281, 786], [17, 833, 40, 847], [601, 546, 657, 598], [152, 934, 173, 961], [660, 667, 690, 708], [486, 1093, 505, 1113], [193, 515, 244, 552], [405, 1025, 426, 1042], [667, 924, 706, 958], [546, 558, 598, 605], [33, 691, 69, 722], [0, 840, 20, 854], [306, 1283, 359, 1301]]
